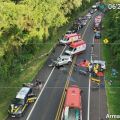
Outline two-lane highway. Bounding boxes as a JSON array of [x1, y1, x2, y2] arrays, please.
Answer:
[[68, 14, 97, 120], [7, 10, 108, 120], [24, 13, 97, 120], [24, 21, 91, 120]]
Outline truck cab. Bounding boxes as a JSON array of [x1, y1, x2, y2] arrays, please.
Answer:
[[65, 40, 86, 55], [61, 85, 82, 120], [59, 33, 81, 45]]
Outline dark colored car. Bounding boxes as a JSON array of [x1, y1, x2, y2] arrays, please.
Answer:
[[94, 31, 101, 39], [65, 30, 76, 35]]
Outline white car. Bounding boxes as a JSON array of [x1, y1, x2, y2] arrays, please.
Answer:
[[86, 13, 92, 19], [91, 60, 106, 70], [50, 55, 72, 67], [92, 5, 97, 9], [81, 19, 87, 26]]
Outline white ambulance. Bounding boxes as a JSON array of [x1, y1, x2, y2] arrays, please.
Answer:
[[65, 40, 86, 55], [59, 33, 81, 45]]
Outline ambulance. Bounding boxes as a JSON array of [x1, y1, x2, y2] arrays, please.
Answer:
[[65, 40, 86, 55], [59, 33, 81, 44], [61, 85, 82, 120]]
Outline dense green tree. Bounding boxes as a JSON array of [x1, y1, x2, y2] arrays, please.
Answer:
[[104, 9, 120, 66], [0, 0, 92, 81]]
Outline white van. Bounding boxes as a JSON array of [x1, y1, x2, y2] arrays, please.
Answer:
[[65, 40, 86, 55], [59, 33, 81, 44]]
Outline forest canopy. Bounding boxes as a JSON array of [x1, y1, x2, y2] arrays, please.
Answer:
[[0, 0, 90, 81]]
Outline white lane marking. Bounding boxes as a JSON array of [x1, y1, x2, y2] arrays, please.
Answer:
[[87, 36, 94, 120], [26, 45, 66, 120], [81, 110, 83, 120], [87, 74, 91, 120]]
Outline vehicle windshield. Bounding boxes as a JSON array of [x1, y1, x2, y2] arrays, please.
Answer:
[[66, 31, 71, 34], [69, 47, 74, 51], [64, 108, 80, 120], [12, 98, 24, 105], [63, 37, 68, 41]]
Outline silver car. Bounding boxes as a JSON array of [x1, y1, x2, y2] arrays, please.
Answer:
[[86, 13, 92, 19], [49, 55, 72, 67]]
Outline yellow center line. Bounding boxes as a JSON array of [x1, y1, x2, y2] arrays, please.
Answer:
[[55, 56, 77, 120]]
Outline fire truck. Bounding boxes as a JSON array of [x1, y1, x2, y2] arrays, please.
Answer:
[[59, 33, 81, 45], [65, 40, 86, 55], [61, 85, 82, 120]]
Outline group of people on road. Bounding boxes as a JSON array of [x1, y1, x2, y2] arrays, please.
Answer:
[[23, 79, 42, 90], [76, 59, 104, 77]]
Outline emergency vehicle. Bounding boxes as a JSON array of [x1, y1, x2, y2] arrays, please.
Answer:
[[94, 15, 102, 28], [65, 40, 86, 55], [59, 33, 81, 44], [8, 87, 36, 117], [61, 85, 82, 120]]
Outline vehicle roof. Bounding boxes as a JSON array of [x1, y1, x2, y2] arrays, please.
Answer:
[[86, 13, 91, 16], [92, 5, 97, 8], [16, 87, 30, 99], [70, 40, 86, 48], [92, 60, 105, 64], [95, 32, 100, 35], [96, 31, 100, 33], [95, 15, 102, 23], [82, 17, 87, 20], [66, 30, 74, 33], [64, 33, 80, 38], [64, 86, 81, 109], [59, 55, 71, 59]]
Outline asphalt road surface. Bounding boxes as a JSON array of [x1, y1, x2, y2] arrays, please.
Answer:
[[7, 11, 108, 120]]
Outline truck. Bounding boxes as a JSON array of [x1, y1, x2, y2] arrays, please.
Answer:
[[59, 33, 81, 45], [94, 15, 102, 28], [65, 40, 86, 55], [61, 85, 82, 120]]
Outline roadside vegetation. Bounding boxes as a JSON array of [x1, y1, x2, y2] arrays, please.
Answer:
[[102, 1, 120, 117], [105, 0, 120, 3], [0, 0, 95, 119]]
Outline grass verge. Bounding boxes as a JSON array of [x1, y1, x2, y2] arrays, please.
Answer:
[[102, 38, 120, 118]]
